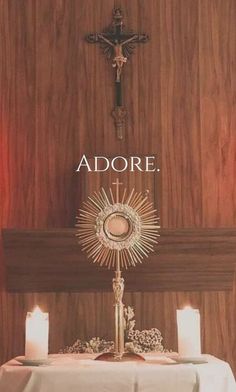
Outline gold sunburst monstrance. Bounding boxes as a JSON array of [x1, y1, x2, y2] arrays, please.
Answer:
[[76, 179, 160, 361]]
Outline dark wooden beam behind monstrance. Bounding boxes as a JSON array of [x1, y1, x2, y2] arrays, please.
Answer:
[[2, 228, 236, 292]]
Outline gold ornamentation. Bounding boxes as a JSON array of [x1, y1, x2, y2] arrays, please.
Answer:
[[76, 181, 159, 269], [113, 274, 124, 303], [76, 179, 160, 361]]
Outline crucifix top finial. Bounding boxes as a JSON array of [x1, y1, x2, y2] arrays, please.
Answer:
[[112, 8, 123, 27]]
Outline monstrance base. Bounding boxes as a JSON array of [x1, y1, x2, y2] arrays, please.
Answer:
[[95, 352, 145, 362]]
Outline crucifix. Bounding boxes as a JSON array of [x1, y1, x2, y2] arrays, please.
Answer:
[[86, 8, 149, 140]]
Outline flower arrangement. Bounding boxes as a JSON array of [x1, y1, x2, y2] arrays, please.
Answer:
[[60, 306, 166, 354], [124, 306, 164, 353], [61, 337, 114, 354]]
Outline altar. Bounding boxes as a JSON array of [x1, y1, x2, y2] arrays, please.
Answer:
[[0, 354, 235, 392], [0, 0, 236, 387]]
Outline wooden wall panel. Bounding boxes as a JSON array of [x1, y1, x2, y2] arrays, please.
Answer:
[[199, 0, 236, 227], [3, 228, 236, 292], [34, 0, 80, 227], [0, 0, 36, 228], [160, 0, 202, 228], [121, 0, 161, 156], [0, 0, 235, 376]]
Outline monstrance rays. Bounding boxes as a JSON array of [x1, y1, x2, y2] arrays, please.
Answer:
[[76, 185, 159, 270]]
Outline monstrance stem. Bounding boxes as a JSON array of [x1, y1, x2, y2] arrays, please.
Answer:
[[113, 250, 125, 359]]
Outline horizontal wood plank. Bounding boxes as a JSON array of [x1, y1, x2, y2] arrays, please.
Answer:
[[3, 228, 235, 292]]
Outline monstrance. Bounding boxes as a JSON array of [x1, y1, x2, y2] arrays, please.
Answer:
[[76, 179, 160, 361]]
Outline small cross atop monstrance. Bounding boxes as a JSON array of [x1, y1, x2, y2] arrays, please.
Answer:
[[76, 179, 159, 361], [86, 8, 149, 140]]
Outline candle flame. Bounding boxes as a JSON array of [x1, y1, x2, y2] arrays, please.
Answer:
[[31, 306, 45, 319], [33, 305, 42, 314]]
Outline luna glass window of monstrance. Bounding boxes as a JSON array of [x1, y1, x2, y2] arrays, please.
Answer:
[[76, 179, 160, 361]]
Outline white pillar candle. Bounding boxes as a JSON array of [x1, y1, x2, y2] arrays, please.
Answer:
[[177, 307, 201, 357], [25, 306, 49, 360]]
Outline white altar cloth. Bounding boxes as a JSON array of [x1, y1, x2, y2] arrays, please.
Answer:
[[0, 353, 235, 392]]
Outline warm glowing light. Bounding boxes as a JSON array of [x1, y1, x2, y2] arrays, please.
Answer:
[[25, 306, 49, 360], [177, 308, 201, 357], [32, 306, 45, 318]]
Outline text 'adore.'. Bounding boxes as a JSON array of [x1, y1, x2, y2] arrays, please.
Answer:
[[76, 155, 160, 172]]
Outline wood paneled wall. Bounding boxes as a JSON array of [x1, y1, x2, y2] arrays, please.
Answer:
[[0, 0, 236, 374], [3, 228, 236, 292]]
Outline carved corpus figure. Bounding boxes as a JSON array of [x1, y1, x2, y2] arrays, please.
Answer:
[[97, 35, 140, 82]]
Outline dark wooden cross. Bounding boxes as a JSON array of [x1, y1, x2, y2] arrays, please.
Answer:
[[86, 8, 149, 140]]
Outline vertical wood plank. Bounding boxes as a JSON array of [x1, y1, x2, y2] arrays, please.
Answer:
[[199, 0, 236, 227], [0, 0, 36, 227], [35, 0, 80, 227], [160, 0, 202, 228]]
